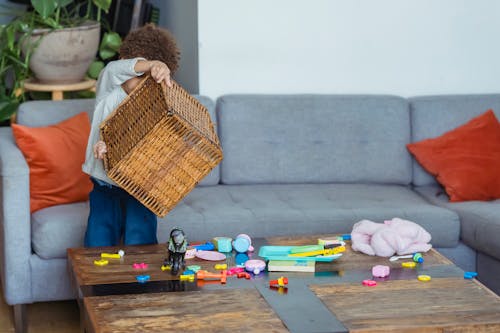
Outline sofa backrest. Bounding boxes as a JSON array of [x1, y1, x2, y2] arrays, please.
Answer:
[[409, 94, 500, 186], [16, 95, 220, 186], [217, 94, 412, 185]]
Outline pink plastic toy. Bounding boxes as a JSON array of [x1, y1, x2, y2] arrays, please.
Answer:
[[227, 267, 245, 276], [372, 265, 390, 278], [362, 279, 377, 286], [132, 263, 148, 269], [195, 250, 226, 261]]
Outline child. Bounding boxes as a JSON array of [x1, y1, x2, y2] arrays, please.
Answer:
[[82, 24, 180, 247]]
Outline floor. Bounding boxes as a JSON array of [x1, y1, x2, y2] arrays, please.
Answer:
[[0, 286, 80, 333]]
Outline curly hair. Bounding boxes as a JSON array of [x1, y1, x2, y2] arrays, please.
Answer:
[[119, 23, 180, 74]]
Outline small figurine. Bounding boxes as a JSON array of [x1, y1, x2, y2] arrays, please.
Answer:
[[164, 227, 187, 275]]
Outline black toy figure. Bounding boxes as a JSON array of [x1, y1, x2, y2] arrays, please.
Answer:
[[164, 227, 187, 275]]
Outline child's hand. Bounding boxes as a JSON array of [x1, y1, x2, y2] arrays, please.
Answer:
[[149, 60, 172, 87], [93, 141, 107, 159]]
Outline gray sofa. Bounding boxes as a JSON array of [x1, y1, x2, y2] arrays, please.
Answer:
[[1, 93, 499, 330]]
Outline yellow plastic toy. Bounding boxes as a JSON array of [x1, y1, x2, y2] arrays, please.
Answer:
[[289, 246, 346, 257], [418, 275, 431, 282], [101, 253, 121, 259], [401, 261, 416, 268], [214, 263, 227, 270], [93, 259, 109, 266], [161, 265, 171, 271], [180, 274, 195, 282]]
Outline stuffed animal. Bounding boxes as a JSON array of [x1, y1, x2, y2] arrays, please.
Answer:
[[351, 217, 432, 257]]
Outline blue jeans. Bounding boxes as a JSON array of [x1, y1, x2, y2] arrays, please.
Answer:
[[84, 178, 158, 247]]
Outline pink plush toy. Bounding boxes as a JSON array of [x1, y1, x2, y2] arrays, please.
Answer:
[[351, 217, 432, 257]]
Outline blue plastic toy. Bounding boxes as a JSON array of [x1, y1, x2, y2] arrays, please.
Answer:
[[136, 275, 150, 283], [464, 271, 478, 279], [193, 242, 215, 251]]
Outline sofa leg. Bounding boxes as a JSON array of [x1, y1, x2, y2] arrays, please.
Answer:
[[13, 304, 27, 333]]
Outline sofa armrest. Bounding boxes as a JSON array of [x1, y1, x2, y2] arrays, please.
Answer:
[[0, 127, 32, 305]]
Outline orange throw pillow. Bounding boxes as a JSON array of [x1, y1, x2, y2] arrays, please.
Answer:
[[407, 110, 500, 202], [12, 112, 93, 213]]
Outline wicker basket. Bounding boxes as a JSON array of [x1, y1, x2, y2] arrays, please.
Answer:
[[100, 75, 222, 217]]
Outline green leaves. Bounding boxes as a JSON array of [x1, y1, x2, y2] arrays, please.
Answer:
[[99, 31, 121, 60], [31, 0, 57, 19], [93, 0, 112, 13], [0, 98, 19, 122], [87, 60, 104, 79], [55, 0, 72, 8]]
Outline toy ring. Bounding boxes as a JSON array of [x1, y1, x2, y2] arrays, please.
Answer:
[[244, 259, 266, 274]]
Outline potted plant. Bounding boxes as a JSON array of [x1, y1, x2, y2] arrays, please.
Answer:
[[0, 0, 122, 121]]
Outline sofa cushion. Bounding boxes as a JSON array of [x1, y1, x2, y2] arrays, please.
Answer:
[[32, 184, 459, 259], [407, 110, 500, 202], [158, 184, 459, 248], [414, 185, 500, 261], [195, 96, 220, 186], [217, 95, 412, 185], [409, 94, 500, 186], [12, 112, 93, 213], [32, 202, 89, 259]]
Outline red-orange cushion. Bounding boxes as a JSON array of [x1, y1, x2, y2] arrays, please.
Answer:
[[407, 110, 500, 202], [12, 112, 93, 213]]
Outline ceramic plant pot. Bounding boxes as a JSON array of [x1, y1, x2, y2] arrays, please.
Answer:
[[26, 21, 100, 84]]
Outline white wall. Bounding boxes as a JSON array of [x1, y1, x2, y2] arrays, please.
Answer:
[[198, 0, 500, 100]]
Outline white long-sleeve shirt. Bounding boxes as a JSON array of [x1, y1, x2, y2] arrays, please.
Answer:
[[82, 58, 145, 185]]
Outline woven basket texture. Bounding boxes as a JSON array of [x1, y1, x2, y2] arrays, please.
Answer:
[[100, 75, 222, 217]]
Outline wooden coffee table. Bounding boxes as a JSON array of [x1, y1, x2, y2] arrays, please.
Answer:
[[68, 235, 500, 333]]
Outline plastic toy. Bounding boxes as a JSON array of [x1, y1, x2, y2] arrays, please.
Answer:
[[318, 237, 345, 247], [401, 261, 416, 268], [237, 272, 251, 279], [245, 259, 266, 274], [101, 252, 122, 259], [118, 249, 125, 257], [212, 237, 232, 252], [196, 270, 227, 284], [288, 246, 346, 257], [362, 279, 377, 286], [269, 276, 288, 288], [235, 253, 249, 266], [93, 259, 109, 266], [464, 271, 478, 279], [372, 265, 390, 277], [132, 263, 148, 269], [214, 263, 227, 270], [227, 267, 245, 276], [233, 234, 254, 253], [412, 252, 424, 263], [161, 265, 171, 271], [180, 274, 195, 282], [342, 234, 351, 241], [270, 286, 288, 294], [187, 265, 201, 272], [290, 245, 324, 254], [192, 242, 215, 251], [184, 248, 197, 259], [259, 245, 341, 262], [195, 250, 226, 261], [164, 227, 187, 275], [417, 274, 431, 282], [136, 275, 150, 283], [389, 254, 413, 261]]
